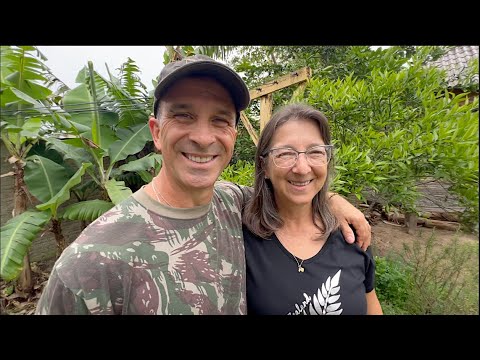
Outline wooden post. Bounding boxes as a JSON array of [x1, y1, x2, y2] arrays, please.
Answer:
[[243, 67, 311, 144], [259, 94, 273, 132], [239, 112, 258, 146], [249, 67, 311, 101]]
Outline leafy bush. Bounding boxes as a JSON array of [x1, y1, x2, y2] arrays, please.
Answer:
[[374, 256, 411, 314], [219, 160, 255, 187], [375, 230, 479, 315], [399, 231, 479, 315]]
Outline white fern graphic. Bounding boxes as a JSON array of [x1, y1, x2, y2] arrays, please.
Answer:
[[308, 269, 343, 315]]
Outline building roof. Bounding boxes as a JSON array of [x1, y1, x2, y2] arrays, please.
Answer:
[[430, 46, 479, 88]]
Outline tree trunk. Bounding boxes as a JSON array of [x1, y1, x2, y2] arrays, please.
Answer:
[[51, 218, 66, 257], [14, 164, 33, 293], [405, 212, 418, 235]]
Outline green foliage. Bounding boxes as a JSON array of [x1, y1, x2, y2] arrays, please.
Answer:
[[61, 200, 114, 221], [453, 57, 479, 93], [0, 211, 51, 281], [374, 256, 411, 313], [399, 231, 479, 315], [231, 119, 258, 163], [1, 46, 64, 158], [36, 163, 92, 217], [219, 160, 255, 187], [104, 179, 133, 205], [24, 155, 75, 203], [307, 48, 478, 221], [375, 230, 479, 315], [116, 57, 148, 99]]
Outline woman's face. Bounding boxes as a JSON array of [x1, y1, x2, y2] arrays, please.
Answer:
[[265, 117, 329, 210]]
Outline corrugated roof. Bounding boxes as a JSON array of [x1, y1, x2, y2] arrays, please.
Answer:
[[430, 46, 479, 88]]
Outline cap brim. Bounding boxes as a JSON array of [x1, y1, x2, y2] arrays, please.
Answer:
[[154, 61, 250, 116]]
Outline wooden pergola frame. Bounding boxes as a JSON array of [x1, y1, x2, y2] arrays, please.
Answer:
[[239, 67, 311, 146]]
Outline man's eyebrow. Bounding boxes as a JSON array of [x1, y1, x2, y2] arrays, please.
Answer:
[[215, 109, 236, 117], [166, 103, 192, 112]]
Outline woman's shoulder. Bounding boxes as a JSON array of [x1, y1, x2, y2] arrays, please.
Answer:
[[328, 228, 369, 253]]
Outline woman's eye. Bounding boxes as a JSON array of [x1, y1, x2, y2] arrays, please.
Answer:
[[277, 151, 296, 158]]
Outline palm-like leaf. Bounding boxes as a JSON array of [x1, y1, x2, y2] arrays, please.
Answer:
[[195, 46, 238, 62], [36, 163, 92, 217], [61, 200, 114, 221], [0, 210, 51, 281], [118, 58, 148, 99], [100, 64, 150, 127], [117, 153, 163, 173], [44, 137, 93, 168], [106, 124, 151, 176], [105, 179, 133, 205]]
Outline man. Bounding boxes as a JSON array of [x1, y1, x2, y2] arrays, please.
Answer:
[[36, 55, 371, 315]]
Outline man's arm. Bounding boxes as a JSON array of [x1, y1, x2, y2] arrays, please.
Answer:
[[35, 268, 89, 315], [328, 193, 371, 250]]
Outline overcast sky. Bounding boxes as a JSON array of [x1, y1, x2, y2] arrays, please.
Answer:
[[37, 46, 165, 91]]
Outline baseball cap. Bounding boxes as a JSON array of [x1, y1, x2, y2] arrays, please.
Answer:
[[153, 54, 250, 124]]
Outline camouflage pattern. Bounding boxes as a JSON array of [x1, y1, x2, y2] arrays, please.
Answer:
[[36, 181, 246, 315]]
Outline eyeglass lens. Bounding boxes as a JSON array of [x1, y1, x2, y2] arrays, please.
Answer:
[[271, 146, 331, 167]]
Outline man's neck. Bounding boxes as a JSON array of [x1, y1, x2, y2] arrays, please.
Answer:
[[149, 171, 214, 208]]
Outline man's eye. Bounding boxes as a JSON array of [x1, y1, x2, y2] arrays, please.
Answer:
[[174, 113, 192, 120], [214, 118, 232, 127]]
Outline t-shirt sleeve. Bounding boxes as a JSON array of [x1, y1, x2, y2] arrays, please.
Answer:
[[35, 267, 90, 315], [364, 247, 376, 293], [216, 181, 253, 208], [235, 185, 254, 207]]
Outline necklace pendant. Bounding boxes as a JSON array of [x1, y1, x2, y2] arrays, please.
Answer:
[[298, 266, 304, 273]]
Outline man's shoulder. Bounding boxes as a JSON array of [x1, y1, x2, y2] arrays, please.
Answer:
[[215, 181, 253, 201], [66, 195, 148, 247]]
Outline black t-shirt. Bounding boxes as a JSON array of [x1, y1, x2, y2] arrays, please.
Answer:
[[244, 226, 375, 315]]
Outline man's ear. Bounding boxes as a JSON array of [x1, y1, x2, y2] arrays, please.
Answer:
[[148, 116, 162, 153]]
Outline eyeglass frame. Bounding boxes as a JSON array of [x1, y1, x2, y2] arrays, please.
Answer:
[[263, 145, 334, 168]]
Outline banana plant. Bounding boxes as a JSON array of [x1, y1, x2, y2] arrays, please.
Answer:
[[40, 59, 161, 223], [0, 46, 69, 291], [163, 46, 238, 64], [1, 161, 91, 281]]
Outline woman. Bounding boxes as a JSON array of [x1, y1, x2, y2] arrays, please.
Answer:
[[243, 104, 383, 315]]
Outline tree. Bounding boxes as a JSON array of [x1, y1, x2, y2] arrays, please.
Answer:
[[1, 46, 68, 290]]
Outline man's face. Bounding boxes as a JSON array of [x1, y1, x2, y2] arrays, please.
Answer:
[[150, 76, 237, 193]]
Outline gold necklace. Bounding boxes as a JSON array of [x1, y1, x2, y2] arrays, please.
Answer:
[[293, 255, 305, 273], [151, 179, 173, 207]]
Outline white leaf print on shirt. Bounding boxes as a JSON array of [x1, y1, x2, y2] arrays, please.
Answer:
[[288, 269, 343, 315]]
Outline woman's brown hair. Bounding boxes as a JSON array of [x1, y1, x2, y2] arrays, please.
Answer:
[[243, 103, 338, 239]]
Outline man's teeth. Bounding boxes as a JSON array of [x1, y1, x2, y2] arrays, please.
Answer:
[[289, 180, 312, 186], [186, 154, 214, 163]]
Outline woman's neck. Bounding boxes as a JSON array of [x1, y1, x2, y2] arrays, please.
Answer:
[[278, 204, 313, 229]]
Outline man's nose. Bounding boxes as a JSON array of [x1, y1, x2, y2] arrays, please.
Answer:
[[188, 120, 215, 147]]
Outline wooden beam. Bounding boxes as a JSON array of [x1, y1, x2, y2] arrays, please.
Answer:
[[259, 94, 273, 132], [239, 112, 258, 146], [249, 67, 311, 100]]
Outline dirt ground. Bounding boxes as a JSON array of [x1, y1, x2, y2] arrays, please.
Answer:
[[1, 221, 478, 315], [371, 221, 479, 257]]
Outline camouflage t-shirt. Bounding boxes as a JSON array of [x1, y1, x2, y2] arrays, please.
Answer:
[[36, 181, 246, 315]]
